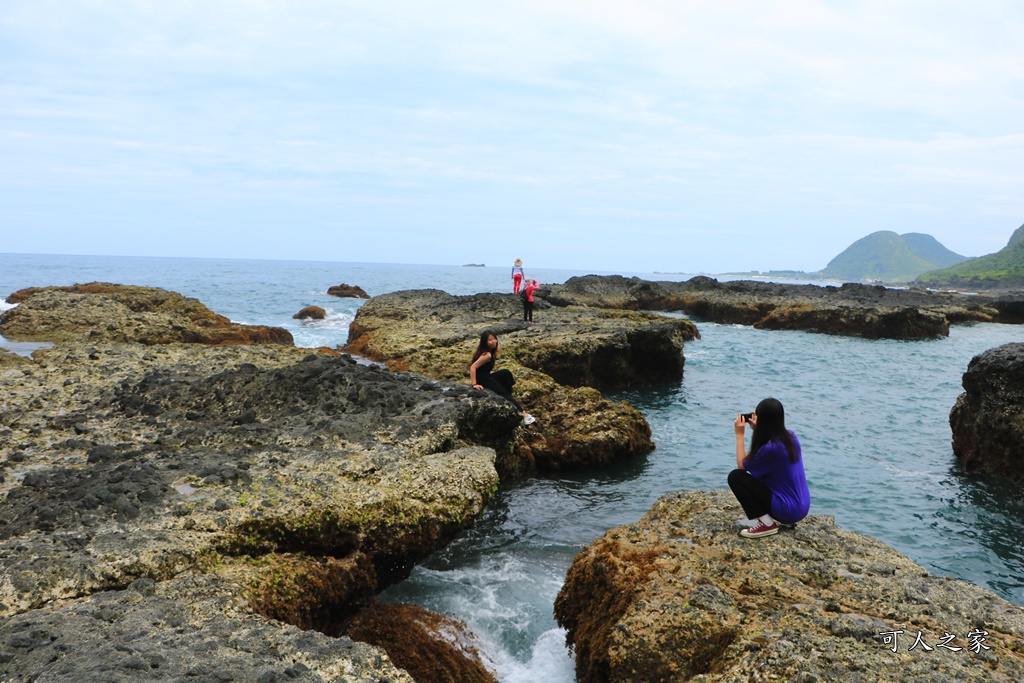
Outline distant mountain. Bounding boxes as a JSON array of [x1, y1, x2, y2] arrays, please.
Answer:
[[816, 231, 968, 283], [916, 223, 1024, 289]]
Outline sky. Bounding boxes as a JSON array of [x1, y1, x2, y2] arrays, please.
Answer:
[[1, 1, 1023, 274]]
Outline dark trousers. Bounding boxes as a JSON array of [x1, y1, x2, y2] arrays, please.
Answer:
[[728, 469, 773, 519], [481, 369, 522, 411], [523, 300, 534, 321]]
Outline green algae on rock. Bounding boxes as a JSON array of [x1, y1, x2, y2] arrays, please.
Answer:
[[555, 490, 1024, 683], [0, 284, 527, 682], [1, 283, 293, 345], [345, 288, 698, 472]]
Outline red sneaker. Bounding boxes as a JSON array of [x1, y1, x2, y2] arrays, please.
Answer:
[[739, 521, 778, 539]]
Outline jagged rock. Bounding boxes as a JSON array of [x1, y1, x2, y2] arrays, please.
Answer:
[[328, 284, 370, 299], [1, 283, 293, 346], [542, 275, 1024, 339], [0, 574, 416, 682], [554, 490, 1024, 683], [346, 289, 699, 471], [293, 305, 326, 320], [0, 296, 520, 680], [950, 343, 1024, 480], [0, 343, 511, 618], [346, 603, 497, 683]]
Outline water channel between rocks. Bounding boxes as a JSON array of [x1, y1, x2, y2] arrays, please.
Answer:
[[381, 318, 1024, 682]]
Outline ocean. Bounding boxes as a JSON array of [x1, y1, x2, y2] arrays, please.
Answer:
[[2, 252, 1022, 682]]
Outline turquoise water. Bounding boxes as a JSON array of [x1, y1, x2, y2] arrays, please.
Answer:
[[2, 253, 1022, 682]]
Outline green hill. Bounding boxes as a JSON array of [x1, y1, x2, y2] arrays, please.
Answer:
[[916, 223, 1024, 289], [816, 231, 967, 282]]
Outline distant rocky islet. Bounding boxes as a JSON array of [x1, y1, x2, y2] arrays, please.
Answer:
[[1, 276, 1023, 681]]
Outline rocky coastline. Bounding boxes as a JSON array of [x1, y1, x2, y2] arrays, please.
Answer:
[[541, 274, 1024, 339], [554, 490, 1024, 682], [0, 284, 519, 682], [3, 279, 1023, 682], [0, 281, 697, 681]]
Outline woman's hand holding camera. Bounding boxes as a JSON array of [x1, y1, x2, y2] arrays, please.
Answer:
[[735, 411, 756, 434]]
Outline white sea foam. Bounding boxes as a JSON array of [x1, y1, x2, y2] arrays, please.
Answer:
[[483, 628, 576, 683], [281, 309, 355, 349]]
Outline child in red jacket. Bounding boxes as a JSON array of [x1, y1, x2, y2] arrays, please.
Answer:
[[522, 279, 539, 323]]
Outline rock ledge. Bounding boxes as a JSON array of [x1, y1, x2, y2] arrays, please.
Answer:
[[555, 490, 1024, 683]]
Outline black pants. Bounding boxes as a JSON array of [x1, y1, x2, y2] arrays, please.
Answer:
[[481, 369, 522, 411], [523, 300, 534, 322], [728, 469, 773, 519]]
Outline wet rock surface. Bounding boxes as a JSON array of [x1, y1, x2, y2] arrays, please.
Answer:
[[346, 289, 699, 471], [950, 342, 1024, 480], [0, 284, 523, 681], [543, 275, 1024, 339], [294, 306, 327, 320], [555, 490, 1024, 683], [328, 284, 370, 299], [346, 603, 497, 683]]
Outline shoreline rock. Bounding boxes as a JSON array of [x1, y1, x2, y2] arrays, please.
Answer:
[[293, 305, 326, 320], [328, 284, 370, 299], [554, 489, 1024, 682], [346, 603, 497, 683], [0, 284, 526, 681], [543, 275, 1024, 339], [950, 343, 1024, 480], [0, 574, 417, 682], [1, 283, 293, 346], [345, 288, 699, 472]]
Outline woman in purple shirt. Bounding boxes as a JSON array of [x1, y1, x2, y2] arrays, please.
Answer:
[[728, 397, 810, 539]]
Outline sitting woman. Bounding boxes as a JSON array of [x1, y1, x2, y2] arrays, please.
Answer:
[[469, 330, 535, 425], [728, 398, 809, 538]]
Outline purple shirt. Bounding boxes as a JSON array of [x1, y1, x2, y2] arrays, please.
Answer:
[[743, 432, 810, 525]]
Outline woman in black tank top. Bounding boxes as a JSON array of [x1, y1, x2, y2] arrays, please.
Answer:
[[469, 330, 535, 425]]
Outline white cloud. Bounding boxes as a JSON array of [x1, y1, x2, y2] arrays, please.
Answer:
[[0, 1, 1022, 271]]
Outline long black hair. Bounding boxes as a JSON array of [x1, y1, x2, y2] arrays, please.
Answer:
[[471, 330, 497, 365], [748, 397, 798, 463]]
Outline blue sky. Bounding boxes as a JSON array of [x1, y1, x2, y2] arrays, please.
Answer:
[[2, 1, 1023, 273]]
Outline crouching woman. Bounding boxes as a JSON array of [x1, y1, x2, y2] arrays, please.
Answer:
[[728, 397, 809, 539]]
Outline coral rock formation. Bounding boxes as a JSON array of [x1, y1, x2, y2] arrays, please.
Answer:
[[2, 283, 293, 345], [555, 490, 1024, 683], [346, 288, 699, 472], [0, 284, 519, 682]]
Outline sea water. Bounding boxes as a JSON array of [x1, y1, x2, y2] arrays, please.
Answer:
[[2, 253, 1022, 682]]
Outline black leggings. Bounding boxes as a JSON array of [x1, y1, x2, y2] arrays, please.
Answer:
[[523, 300, 534, 321], [481, 369, 522, 411], [728, 469, 773, 519]]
